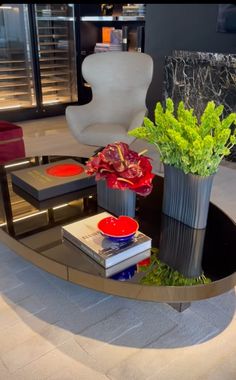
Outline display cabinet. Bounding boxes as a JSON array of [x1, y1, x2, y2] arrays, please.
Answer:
[[80, 4, 146, 56], [0, 3, 147, 120], [0, 3, 79, 122], [0, 4, 36, 111], [35, 4, 78, 106], [79, 3, 146, 102]]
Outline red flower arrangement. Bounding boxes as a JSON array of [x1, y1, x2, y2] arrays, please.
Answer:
[[85, 142, 155, 196]]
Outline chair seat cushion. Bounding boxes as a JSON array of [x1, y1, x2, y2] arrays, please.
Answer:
[[0, 120, 23, 140], [80, 123, 135, 146], [0, 140, 25, 164], [0, 121, 25, 164]]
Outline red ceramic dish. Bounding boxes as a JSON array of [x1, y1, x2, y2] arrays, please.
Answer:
[[97, 216, 139, 238], [46, 163, 84, 177]]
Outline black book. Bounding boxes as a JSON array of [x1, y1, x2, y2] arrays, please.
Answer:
[[122, 25, 128, 51], [137, 26, 145, 52], [11, 159, 96, 201]]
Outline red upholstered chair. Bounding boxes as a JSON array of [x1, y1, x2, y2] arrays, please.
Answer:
[[0, 121, 26, 164]]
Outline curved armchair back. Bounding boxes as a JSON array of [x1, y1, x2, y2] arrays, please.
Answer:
[[66, 52, 153, 147], [82, 52, 153, 125]]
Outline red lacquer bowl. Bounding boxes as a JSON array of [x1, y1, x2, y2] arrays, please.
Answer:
[[97, 216, 139, 238], [46, 163, 84, 177]]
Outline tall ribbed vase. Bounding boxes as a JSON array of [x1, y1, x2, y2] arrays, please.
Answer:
[[96, 179, 136, 217], [162, 164, 215, 229]]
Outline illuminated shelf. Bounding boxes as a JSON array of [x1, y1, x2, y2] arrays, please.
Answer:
[[38, 26, 68, 29], [80, 16, 145, 22], [42, 86, 70, 93], [40, 64, 69, 69], [0, 91, 29, 97], [0, 60, 25, 64], [0, 82, 29, 88], [0, 75, 31, 80], [39, 57, 69, 62], [41, 78, 69, 84], [39, 34, 67, 37], [39, 49, 68, 54], [40, 71, 70, 77], [0, 67, 28, 72], [37, 16, 75, 21], [39, 42, 64, 46]]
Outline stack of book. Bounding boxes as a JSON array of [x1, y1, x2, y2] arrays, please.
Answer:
[[122, 4, 146, 17], [94, 43, 122, 53], [95, 27, 122, 53], [61, 212, 152, 277]]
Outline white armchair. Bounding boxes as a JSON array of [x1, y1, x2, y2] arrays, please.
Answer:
[[66, 51, 153, 147]]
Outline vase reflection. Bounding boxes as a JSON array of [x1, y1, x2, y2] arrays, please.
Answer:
[[159, 213, 206, 278]]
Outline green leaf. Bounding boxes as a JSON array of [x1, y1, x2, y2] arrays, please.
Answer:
[[166, 98, 174, 113]]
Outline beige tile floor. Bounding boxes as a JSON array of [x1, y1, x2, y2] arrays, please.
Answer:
[[0, 115, 235, 379]]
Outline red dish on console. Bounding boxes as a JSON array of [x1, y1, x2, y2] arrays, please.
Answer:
[[46, 163, 84, 177]]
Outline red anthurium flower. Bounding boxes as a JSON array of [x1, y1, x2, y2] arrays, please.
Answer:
[[85, 142, 155, 196]]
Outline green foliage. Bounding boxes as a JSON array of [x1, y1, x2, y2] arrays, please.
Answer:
[[128, 98, 236, 176], [140, 248, 211, 286]]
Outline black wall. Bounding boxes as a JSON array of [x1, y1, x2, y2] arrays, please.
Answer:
[[145, 4, 236, 118]]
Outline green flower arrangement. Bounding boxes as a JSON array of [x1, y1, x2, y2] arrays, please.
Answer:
[[128, 98, 236, 176]]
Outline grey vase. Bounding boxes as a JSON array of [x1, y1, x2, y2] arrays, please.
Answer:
[[162, 164, 215, 229], [96, 179, 136, 217]]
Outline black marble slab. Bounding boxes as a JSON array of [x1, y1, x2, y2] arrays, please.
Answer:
[[164, 50, 236, 161]]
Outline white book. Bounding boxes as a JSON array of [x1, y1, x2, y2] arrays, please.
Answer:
[[61, 212, 152, 268]]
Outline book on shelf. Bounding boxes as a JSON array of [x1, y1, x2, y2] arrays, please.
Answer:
[[63, 238, 151, 278], [101, 28, 122, 45], [94, 42, 122, 53], [11, 158, 96, 201], [110, 29, 122, 45], [122, 25, 128, 51], [137, 25, 145, 52], [122, 4, 146, 17], [121, 25, 145, 52], [61, 211, 152, 268], [102, 27, 114, 43]]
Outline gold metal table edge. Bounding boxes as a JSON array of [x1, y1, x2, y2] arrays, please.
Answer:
[[1, 228, 235, 304]]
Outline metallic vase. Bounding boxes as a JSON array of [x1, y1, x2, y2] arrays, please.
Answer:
[[162, 164, 215, 229], [96, 179, 136, 217]]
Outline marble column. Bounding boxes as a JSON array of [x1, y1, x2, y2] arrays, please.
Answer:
[[163, 50, 236, 161]]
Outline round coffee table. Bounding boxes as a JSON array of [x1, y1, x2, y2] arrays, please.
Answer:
[[0, 155, 235, 306]]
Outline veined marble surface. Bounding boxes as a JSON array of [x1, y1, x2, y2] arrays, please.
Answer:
[[171, 50, 236, 67], [164, 50, 236, 161]]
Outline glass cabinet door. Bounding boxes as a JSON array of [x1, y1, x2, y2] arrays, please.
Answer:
[[0, 4, 36, 111], [35, 3, 78, 105]]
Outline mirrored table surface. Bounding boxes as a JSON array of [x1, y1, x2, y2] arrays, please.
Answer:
[[0, 155, 235, 304]]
